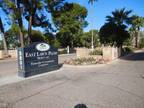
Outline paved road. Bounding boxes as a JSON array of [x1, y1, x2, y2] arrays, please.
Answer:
[[0, 51, 144, 108]]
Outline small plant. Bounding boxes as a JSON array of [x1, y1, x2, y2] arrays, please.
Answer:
[[89, 49, 102, 55], [64, 57, 105, 65]]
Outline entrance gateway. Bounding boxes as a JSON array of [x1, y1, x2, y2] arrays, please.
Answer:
[[18, 42, 59, 77]]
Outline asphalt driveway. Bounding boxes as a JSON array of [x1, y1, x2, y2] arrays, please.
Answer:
[[0, 50, 144, 108]]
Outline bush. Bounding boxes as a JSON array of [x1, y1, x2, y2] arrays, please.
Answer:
[[64, 57, 105, 65], [0, 41, 3, 50], [58, 49, 67, 54], [89, 49, 102, 55], [122, 47, 133, 55], [30, 30, 44, 42], [58, 48, 76, 54], [75, 57, 96, 65], [53, 39, 61, 48], [139, 38, 144, 48]]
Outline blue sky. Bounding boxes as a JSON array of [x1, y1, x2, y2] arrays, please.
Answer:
[[67, 0, 144, 31], [0, 0, 144, 34]]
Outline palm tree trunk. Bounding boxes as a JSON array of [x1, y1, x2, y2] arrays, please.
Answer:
[[19, 29, 24, 47], [15, 0, 24, 47], [135, 30, 139, 48], [1, 33, 8, 56], [28, 15, 32, 44], [17, 14, 24, 47]]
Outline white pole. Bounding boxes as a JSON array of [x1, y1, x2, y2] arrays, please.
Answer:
[[91, 30, 94, 51], [67, 46, 70, 54]]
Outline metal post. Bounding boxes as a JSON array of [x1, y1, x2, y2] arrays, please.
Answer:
[[91, 30, 94, 51]]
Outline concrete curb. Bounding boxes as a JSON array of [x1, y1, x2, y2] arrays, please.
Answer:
[[59, 53, 76, 56], [63, 63, 106, 68], [0, 58, 17, 63]]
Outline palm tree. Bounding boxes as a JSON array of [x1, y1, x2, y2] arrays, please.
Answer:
[[106, 8, 132, 26], [88, 0, 97, 4], [130, 15, 144, 47], [0, 17, 8, 57]]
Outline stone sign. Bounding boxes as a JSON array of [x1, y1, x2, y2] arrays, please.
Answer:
[[18, 42, 58, 77]]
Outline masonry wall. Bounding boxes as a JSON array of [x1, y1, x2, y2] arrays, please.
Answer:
[[102, 46, 121, 61], [76, 48, 103, 60], [0, 51, 4, 59], [76, 47, 121, 61], [0, 50, 17, 59], [8, 50, 17, 58]]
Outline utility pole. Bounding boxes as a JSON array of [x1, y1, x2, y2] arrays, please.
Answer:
[[91, 30, 94, 51]]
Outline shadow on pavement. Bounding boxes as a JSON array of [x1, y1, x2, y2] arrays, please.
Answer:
[[120, 51, 144, 61], [74, 104, 88, 108]]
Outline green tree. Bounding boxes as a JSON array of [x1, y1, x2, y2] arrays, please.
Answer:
[[100, 8, 132, 47], [1, 0, 65, 46], [53, 3, 88, 48], [0, 0, 25, 47], [0, 40, 3, 50], [88, 0, 97, 4], [0, 17, 8, 56], [5, 24, 28, 48], [5, 24, 19, 49], [129, 15, 144, 47], [82, 30, 100, 48], [23, 0, 49, 43], [44, 32, 61, 48], [99, 22, 130, 47], [30, 30, 45, 42], [106, 8, 132, 26]]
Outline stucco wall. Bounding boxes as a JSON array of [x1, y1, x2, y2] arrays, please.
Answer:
[[102, 46, 121, 61], [8, 50, 17, 58], [76, 48, 103, 59], [76, 47, 121, 61], [0, 50, 4, 59]]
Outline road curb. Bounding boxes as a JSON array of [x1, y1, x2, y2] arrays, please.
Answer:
[[62, 63, 106, 68]]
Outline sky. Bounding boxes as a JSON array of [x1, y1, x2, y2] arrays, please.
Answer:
[[67, 0, 144, 32], [0, 0, 144, 39]]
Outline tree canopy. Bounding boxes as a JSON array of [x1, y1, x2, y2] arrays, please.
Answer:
[[99, 22, 130, 47], [53, 2, 88, 47], [82, 30, 100, 48], [106, 8, 132, 26], [99, 8, 132, 47]]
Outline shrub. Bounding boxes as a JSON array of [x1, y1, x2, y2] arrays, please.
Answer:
[[0, 41, 3, 50], [53, 39, 61, 48], [58, 49, 67, 54], [89, 49, 102, 55], [139, 38, 144, 48], [122, 47, 133, 55], [30, 30, 44, 42], [64, 57, 105, 65]]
